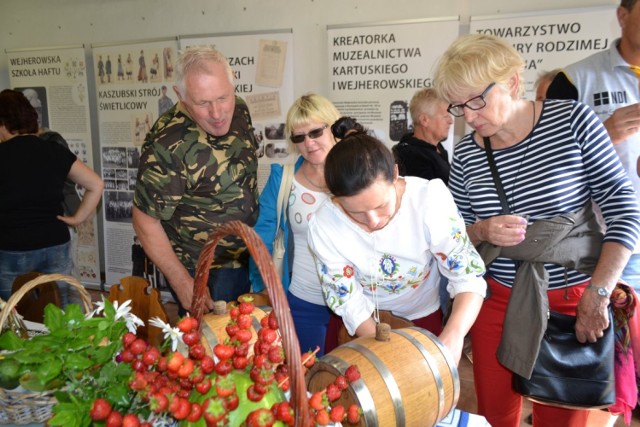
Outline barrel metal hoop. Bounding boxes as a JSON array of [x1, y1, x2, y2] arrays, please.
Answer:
[[409, 327, 461, 405], [201, 324, 219, 355], [344, 341, 406, 427]]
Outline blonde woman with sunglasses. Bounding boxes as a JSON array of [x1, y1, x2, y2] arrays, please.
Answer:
[[250, 93, 341, 356]]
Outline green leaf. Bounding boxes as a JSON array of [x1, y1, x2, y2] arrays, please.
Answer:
[[36, 358, 62, 383], [64, 353, 93, 371], [0, 330, 25, 350], [106, 382, 133, 407], [43, 304, 64, 332], [50, 401, 85, 427]]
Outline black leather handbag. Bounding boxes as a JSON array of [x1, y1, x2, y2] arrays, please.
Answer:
[[511, 310, 615, 408]]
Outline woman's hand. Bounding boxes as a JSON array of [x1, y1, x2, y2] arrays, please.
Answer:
[[471, 215, 527, 246], [575, 287, 610, 343]]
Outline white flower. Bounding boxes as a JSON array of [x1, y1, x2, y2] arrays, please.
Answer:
[[112, 300, 144, 333], [87, 299, 106, 318], [149, 317, 183, 351], [87, 298, 144, 333]]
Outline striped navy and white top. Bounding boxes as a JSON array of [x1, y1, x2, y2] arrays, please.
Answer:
[[449, 99, 640, 289]]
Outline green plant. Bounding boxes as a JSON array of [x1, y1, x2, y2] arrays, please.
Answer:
[[0, 298, 143, 427]]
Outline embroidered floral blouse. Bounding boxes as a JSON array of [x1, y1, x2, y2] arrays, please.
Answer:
[[308, 177, 486, 335]]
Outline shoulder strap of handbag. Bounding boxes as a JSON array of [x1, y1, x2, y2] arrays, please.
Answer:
[[484, 136, 511, 215], [275, 163, 295, 233]]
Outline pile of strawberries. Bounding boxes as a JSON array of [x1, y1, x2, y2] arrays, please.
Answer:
[[87, 296, 363, 427], [307, 364, 362, 425]]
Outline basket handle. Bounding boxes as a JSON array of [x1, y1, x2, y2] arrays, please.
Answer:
[[0, 274, 93, 331], [191, 221, 310, 426]]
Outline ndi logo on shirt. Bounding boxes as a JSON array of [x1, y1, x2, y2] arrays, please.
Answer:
[[593, 90, 629, 107]]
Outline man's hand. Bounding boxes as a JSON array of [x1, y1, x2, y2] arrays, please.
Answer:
[[603, 103, 640, 145]]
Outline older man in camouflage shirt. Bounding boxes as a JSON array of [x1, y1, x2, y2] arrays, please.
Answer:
[[133, 46, 258, 314]]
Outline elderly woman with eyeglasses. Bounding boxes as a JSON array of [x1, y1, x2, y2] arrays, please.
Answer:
[[250, 93, 341, 356], [434, 34, 640, 427]]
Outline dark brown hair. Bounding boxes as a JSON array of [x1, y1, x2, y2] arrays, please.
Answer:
[[0, 89, 39, 134], [325, 118, 395, 197]]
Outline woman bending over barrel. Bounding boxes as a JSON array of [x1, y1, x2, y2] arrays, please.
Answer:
[[307, 119, 487, 364]]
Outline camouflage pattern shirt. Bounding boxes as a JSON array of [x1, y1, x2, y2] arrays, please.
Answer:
[[134, 97, 259, 270]]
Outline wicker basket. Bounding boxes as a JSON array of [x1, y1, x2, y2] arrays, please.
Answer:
[[0, 274, 93, 425], [191, 221, 311, 426]]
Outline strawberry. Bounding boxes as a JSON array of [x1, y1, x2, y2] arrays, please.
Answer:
[[224, 393, 239, 411], [260, 316, 269, 328], [122, 414, 141, 427], [195, 376, 212, 394], [330, 405, 345, 423], [259, 328, 278, 344], [200, 355, 215, 374], [182, 330, 200, 347], [129, 338, 147, 356], [246, 384, 264, 402], [89, 398, 112, 421], [106, 410, 123, 427], [122, 332, 136, 348], [235, 342, 250, 357], [246, 408, 275, 427], [167, 351, 185, 373], [213, 344, 235, 361], [186, 402, 203, 423], [235, 329, 252, 343], [315, 409, 330, 426], [178, 358, 195, 378], [326, 383, 342, 402], [177, 316, 199, 333], [334, 375, 349, 391], [119, 348, 135, 363], [203, 397, 228, 424], [172, 397, 191, 420], [347, 404, 361, 424], [189, 343, 206, 360], [238, 297, 255, 315], [232, 355, 249, 370], [141, 347, 161, 366], [267, 312, 279, 330], [131, 359, 146, 372], [237, 313, 252, 330], [229, 305, 240, 320], [267, 346, 284, 364], [301, 351, 316, 369], [156, 356, 168, 372], [309, 391, 326, 411], [149, 393, 168, 413], [225, 322, 240, 338], [215, 360, 233, 376], [128, 371, 148, 391], [345, 365, 361, 383], [215, 375, 236, 397], [272, 401, 294, 425]]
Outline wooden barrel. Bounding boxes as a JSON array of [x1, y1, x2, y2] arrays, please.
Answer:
[[305, 327, 459, 427], [199, 306, 270, 357]]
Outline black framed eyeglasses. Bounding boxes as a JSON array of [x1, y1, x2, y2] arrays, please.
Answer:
[[447, 82, 496, 117], [290, 125, 328, 144]]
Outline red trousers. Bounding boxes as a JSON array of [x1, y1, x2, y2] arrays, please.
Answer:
[[471, 277, 591, 427]]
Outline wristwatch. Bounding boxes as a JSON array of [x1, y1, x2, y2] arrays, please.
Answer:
[[586, 283, 611, 298]]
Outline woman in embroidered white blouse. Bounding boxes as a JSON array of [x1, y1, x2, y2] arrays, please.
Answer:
[[307, 127, 487, 364]]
